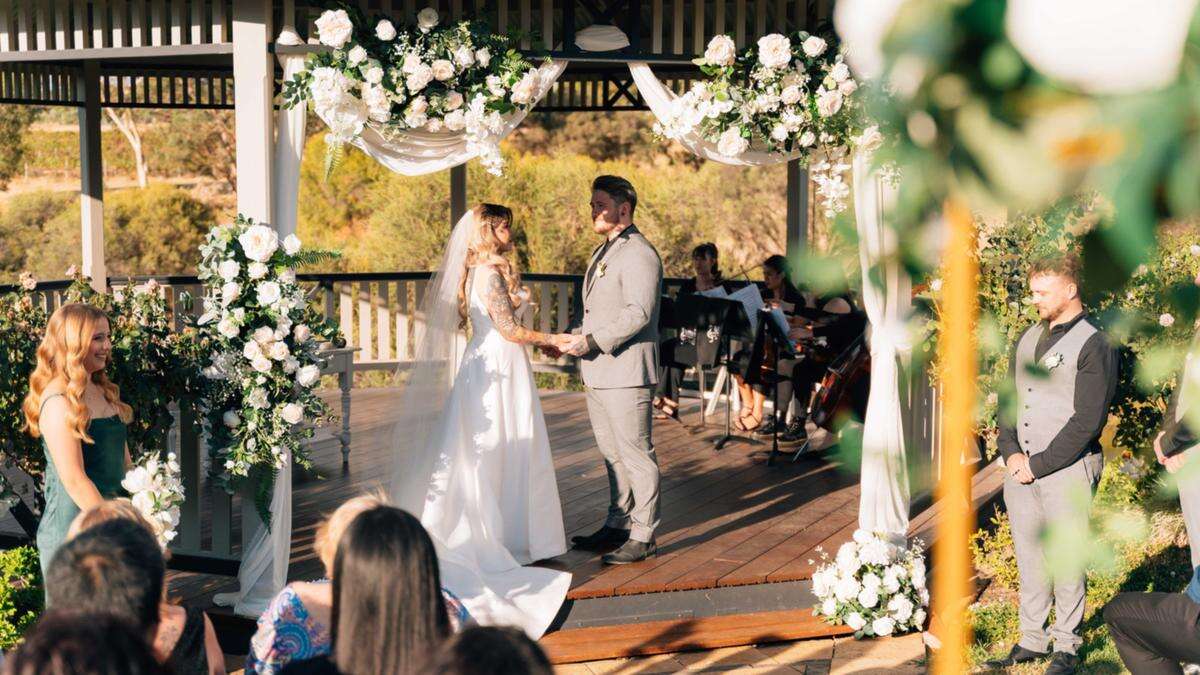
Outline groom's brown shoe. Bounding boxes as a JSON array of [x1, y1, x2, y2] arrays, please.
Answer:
[[602, 539, 657, 565], [571, 526, 629, 552]]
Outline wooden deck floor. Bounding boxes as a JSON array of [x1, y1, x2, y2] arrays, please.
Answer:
[[168, 387, 862, 611]]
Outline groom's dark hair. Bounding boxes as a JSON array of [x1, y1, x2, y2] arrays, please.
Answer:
[[592, 175, 637, 217]]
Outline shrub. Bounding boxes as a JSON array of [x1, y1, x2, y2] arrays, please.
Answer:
[[970, 505, 1019, 592], [0, 545, 42, 651], [0, 191, 76, 283]]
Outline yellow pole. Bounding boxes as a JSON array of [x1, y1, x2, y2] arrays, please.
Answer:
[[933, 197, 978, 674]]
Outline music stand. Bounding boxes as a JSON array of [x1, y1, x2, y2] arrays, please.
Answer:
[[706, 298, 754, 450], [745, 309, 799, 465]]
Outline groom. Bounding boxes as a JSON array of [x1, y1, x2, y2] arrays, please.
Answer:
[[557, 175, 664, 565]]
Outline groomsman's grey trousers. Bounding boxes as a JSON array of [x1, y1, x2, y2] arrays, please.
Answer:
[[1178, 446, 1200, 568], [585, 385, 660, 543], [1003, 451, 1104, 655]]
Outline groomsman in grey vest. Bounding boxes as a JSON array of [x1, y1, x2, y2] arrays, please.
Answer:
[[983, 253, 1118, 675], [557, 175, 664, 565], [1156, 266, 1200, 565]]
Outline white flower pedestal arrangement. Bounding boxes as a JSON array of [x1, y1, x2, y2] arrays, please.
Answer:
[[812, 530, 929, 638], [122, 452, 185, 549]]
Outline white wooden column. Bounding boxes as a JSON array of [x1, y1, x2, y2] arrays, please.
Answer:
[[785, 158, 808, 261], [233, 0, 274, 226], [78, 60, 105, 292], [450, 163, 467, 228]]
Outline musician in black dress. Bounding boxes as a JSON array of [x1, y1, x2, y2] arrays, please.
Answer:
[[729, 255, 807, 432], [653, 243, 733, 420]]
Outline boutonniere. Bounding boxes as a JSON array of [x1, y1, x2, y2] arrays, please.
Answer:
[[596, 262, 608, 278], [1043, 352, 1065, 371]]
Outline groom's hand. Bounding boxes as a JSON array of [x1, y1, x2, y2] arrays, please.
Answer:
[[558, 333, 590, 357]]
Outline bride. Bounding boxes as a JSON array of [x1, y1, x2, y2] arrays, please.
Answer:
[[389, 203, 571, 639]]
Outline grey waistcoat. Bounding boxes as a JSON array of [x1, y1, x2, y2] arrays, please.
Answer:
[[1014, 319, 1098, 456]]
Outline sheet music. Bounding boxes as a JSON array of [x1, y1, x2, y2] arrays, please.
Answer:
[[727, 284, 765, 333], [696, 286, 729, 299], [769, 308, 795, 346]]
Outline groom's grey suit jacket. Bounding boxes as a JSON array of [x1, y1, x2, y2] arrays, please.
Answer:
[[578, 224, 663, 389]]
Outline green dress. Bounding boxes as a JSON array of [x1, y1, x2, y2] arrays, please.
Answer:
[[36, 400, 128, 580]]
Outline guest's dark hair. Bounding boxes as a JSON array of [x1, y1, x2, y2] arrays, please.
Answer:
[[427, 626, 554, 675], [763, 254, 800, 297], [332, 505, 451, 675], [46, 517, 164, 638], [7, 610, 169, 675], [692, 242, 721, 280], [1029, 251, 1082, 285], [591, 175, 638, 216]]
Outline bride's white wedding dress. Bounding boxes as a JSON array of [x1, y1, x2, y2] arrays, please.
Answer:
[[414, 266, 571, 638]]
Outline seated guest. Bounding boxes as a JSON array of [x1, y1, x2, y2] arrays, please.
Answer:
[[67, 499, 226, 675], [427, 626, 553, 675], [728, 255, 806, 431], [1104, 563, 1200, 674], [4, 610, 169, 675], [22, 303, 133, 579], [280, 505, 453, 675], [248, 494, 470, 674], [654, 242, 730, 419], [45, 518, 163, 644]]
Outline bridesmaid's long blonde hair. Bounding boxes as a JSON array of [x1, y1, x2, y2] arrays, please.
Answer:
[[23, 303, 132, 443], [459, 203, 525, 327]]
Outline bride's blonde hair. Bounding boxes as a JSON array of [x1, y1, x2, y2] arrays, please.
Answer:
[[459, 203, 525, 327], [23, 303, 132, 443]]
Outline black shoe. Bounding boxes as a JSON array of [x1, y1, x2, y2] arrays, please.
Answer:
[[570, 526, 629, 552], [778, 418, 808, 447], [1043, 652, 1079, 674], [602, 539, 657, 565], [979, 644, 1050, 670], [754, 416, 782, 436]]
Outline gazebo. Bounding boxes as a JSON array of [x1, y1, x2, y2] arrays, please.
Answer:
[[0, 0, 958, 662]]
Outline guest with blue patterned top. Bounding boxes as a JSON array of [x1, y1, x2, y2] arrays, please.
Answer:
[[245, 494, 471, 674]]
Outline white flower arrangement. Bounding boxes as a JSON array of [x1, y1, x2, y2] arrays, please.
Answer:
[[193, 215, 341, 523], [282, 3, 557, 176], [652, 31, 870, 217], [121, 453, 185, 548], [812, 530, 928, 638]]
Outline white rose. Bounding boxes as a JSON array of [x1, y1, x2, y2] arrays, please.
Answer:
[[308, 67, 352, 109], [820, 598, 837, 616], [475, 48, 491, 67], [293, 324, 312, 343], [757, 34, 793, 69], [858, 586, 880, 609], [407, 64, 434, 92], [425, 118, 444, 132], [282, 233, 301, 256], [830, 62, 851, 82], [834, 575, 861, 602], [252, 355, 273, 373], [816, 88, 844, 117], [860, 539, 892, 566], [510, 71, 540, 105], [297, 364, 322, 387], [861, 572, 882, 589], [839, 78, 859, 96], [770, 124, 789, 142], [318, 95, 368, 142], [486, 74, 506, 96], [845, 612, 866, 631], [253, 326, 275, 344], [402, 52, 424, 75], [364, 65, 384, 84], [315, 9, 354, 49], [409, 96, 429, 116], [445, 91, 464, 110], [238, 224, 279, 263], [1192, 244, 1200, 256], [453, 45, 476, 68], [280, 269, 297, 284], [218, 259, 240, 281], [375, 19, 396, 41], [223, 410, 240, 428], [221, 281, 241, 306], [799, 130, 817, 147], [257, 281, 282, 306], [248, 388, 269, 409], [281, 403, 304, 425], [882, 572, 902, 594], [131, 490, 156, 516], [871, 616, 895, 636], [780, 85, 803, 105], [704, 35, 737, 67], [347, 45, 368, 65], [431, 59, 456, 81], [247, 262, 268, 280], [717, 127, 749, 157], [217, 316, 240, 339], [854, 124, 883, 152], [887, 595, 914, 623], [269, 341, 291, 361], [443, 109, 467, 131], [1159, 313, 1176, 327], [243, 340, 262, 361], [283, 357, 300, 374], [913, 609, 927, 627], [802, 35, 827, 57], [362, 83, 391, 122], [121, 466, 152, 495], [417, 7, 440, 32]]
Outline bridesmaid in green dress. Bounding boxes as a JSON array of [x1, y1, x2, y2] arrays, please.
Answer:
[[22, 303, 132, 580]]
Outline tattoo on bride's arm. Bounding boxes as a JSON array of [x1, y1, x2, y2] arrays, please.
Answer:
[[485, 271, 548, 346]]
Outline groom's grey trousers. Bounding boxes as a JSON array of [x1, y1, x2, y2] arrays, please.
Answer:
[[585, 385, 660, 542]]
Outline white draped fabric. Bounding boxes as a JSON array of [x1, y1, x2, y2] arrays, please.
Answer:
[[214, 33, 307, 617], [626, 62, 801, 166], [853, 150, 911, 539], [347, 61, 567, 176]]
